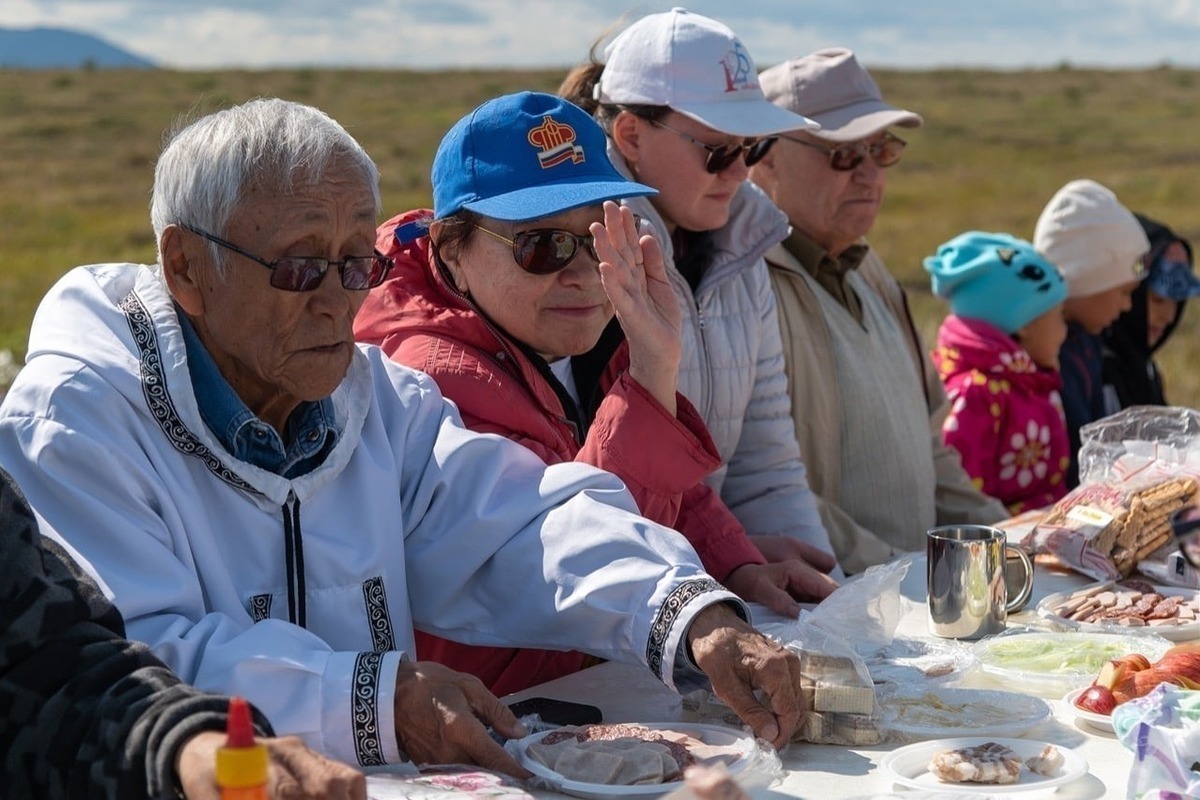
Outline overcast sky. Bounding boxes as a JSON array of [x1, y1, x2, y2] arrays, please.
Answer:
[[4, 0, 1200, 70]]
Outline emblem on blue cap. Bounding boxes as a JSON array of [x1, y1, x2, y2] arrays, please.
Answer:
[[529, 116, 585, 169]]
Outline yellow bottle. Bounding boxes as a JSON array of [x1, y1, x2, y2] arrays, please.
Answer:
[[216, 697, 268, 800]]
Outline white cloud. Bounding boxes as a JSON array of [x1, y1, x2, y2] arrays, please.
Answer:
[[3, 0, 1199, 69]]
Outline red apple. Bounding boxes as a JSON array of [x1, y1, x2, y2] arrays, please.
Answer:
[[1076, 684, 1118, 715]]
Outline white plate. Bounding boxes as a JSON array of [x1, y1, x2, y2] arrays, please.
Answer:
[[879, 736, 1088, 794], [1062, 687, 1115, 733], [1037, 581, 1200, 642], [512, 722, 755, 800], [878, 687, 1052, 740]]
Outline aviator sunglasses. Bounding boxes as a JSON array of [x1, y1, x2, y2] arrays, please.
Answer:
[[180, 223, 394, 292], [649, 118, 777, 174], [472, 217, 641, 276], [781, 131, 907, 172]]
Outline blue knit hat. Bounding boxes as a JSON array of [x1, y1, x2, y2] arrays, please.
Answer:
[[925, 231, 1068, 334], [431, 91, 656, 223]]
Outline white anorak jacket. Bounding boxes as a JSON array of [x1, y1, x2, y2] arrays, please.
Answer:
[[0, 264, 738, 767]]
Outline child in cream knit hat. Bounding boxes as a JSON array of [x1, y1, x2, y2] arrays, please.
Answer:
[[926, 231, 1071, 513], [1033, 179, 1149, 487]]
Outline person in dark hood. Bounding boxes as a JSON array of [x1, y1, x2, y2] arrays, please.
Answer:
[[1102, 214, 1200, 412]]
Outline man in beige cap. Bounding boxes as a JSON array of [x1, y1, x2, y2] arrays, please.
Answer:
[[748, 48, 1007, 573]]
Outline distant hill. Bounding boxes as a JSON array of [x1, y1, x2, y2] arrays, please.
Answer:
[[0, 26, 155, 69]]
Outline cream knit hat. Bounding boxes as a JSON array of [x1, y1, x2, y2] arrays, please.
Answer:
[[1033, 179, 1149, 298]]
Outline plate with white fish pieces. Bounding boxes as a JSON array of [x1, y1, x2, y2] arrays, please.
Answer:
[[877, 687, 1052, 742], [1037, 579, 1200, 642], [880, 737, 1087, 794]]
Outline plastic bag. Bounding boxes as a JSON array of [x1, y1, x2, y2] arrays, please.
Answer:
[[503, 724, 784, 794], [1113, 682, 1200, 799], [687, 558, 915, 747], [1023, 407, 1200, 581], [367, 765, 537, 800]]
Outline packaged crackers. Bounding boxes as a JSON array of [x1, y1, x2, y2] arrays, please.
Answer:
[[1023, 407, 1200, 581], [1024, 472, 1198, 580]]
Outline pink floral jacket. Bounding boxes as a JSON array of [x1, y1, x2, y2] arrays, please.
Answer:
[[932, 315, 1070, 514]]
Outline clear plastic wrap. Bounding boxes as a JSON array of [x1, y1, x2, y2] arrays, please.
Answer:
[[1022, 406, 1200, 580], [503, 722, 784, 799], [686, 559, 916, 746]]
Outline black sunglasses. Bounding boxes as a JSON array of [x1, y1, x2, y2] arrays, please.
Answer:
[[472, 217, 641, 276], [1173, 505, 1200, 568], [649, 118, 777, 174], [180, 223, 394, 292], [781, 131, 907, 172]]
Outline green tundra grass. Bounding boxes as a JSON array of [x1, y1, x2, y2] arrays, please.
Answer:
[[1, 65, 1197, 406]]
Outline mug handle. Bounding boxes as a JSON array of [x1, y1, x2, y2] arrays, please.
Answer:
[[1004, 544, 1035, 613]]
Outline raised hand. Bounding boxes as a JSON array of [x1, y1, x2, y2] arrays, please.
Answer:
[[590, 200, 681, 415]]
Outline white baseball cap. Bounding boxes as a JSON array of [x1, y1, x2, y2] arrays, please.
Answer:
[[595, 7, 818, 138]]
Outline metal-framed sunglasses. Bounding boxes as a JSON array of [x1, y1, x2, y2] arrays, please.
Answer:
[[180, 222, 394, 292], [471, 216, 642, 276], [781, 131, 907, 172]]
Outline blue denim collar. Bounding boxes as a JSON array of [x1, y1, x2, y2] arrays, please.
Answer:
[[177, 307, 338, 477]]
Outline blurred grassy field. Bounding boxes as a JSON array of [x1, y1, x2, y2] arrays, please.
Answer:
[[1, 65, 1198, 406]]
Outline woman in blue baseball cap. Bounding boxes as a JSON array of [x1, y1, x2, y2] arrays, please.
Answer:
[[1102, 213, 1200, 412], [925, 231, 1072, 513], [355, 91, 837, 696]]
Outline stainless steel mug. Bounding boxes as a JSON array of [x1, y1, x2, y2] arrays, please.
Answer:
[[927, 524, 1034, 639]]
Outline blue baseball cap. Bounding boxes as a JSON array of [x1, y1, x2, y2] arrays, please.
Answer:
[[432, 91, 657, 222], [926, 231, 1068, 334], [1146, 257, 1200, 301]]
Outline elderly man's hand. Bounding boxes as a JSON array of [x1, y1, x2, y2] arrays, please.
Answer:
[[724, 559, 838, 618], [178, 731, 366, 799], [393, 661, 532, 779], [686, 604, 804, 750]]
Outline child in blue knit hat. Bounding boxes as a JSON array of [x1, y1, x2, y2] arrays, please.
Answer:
[[925, 231, 1071, 513]]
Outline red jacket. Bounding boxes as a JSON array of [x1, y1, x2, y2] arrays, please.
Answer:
[[354, 210, 766, 696]]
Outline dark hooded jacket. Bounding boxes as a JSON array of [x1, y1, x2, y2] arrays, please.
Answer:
[[1101, 214, 1194, 412]]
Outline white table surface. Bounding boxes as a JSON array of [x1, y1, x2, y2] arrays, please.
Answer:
[[501, 553, 1169, 800]]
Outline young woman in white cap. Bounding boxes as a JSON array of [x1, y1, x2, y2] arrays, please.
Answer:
[[1033, 178, 1150, 486], [356, 92, 837, 696], [560, 7, 842, 573]]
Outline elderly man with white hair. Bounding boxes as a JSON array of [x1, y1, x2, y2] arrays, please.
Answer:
[[0, 97, 806, 776], [748, 48, 1008, 574]]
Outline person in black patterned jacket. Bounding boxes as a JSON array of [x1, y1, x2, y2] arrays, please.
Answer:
[[0, 466, 364, 800]]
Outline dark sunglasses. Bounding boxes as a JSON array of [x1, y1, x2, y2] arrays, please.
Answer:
[[649, 118, 777, 174], [180, 223, 393, 292], [472, 217, 640, 276], [1172, 505, 1200, 568], [782, 131, 907, 172]]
